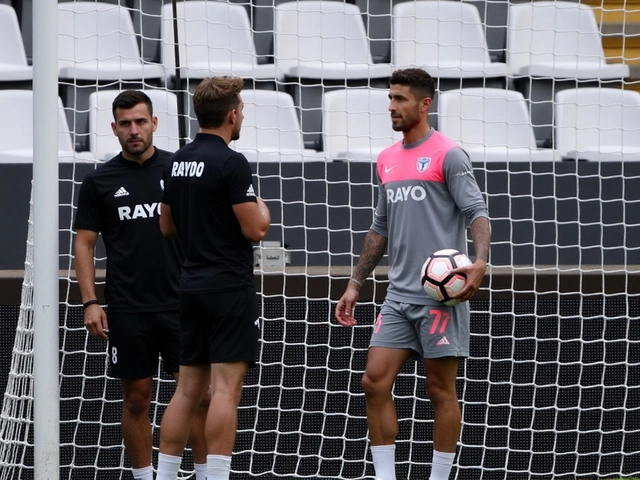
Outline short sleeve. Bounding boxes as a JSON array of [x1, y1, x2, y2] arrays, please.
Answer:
[[225, 152, 257, 205], [161, 158, 173, 204], [370, 172, 388, 238], [73, 176, 102, 232]]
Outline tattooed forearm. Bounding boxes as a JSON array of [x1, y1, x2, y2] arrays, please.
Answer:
[[351, 230, 388, 284], [470, 216, 491, 263]]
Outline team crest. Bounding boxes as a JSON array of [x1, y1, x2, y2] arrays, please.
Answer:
[[416, 157, 431, 173]]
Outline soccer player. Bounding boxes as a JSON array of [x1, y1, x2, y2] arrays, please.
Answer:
[[74, 90, 208, 480], [335, 68, 491, 480], [156, 76, 271, 480]]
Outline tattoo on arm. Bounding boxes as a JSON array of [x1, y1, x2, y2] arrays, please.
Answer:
[[471, 217, 491, 263], [352, 230, 388, 283]]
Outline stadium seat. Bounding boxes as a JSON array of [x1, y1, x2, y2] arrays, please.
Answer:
[[0, 90, 93, 163], [506, 1, 629, 80], [274, 1, 393, 149], [88, 89, 181, 161], [0, 4, 32, 84], [438, 88, 560, 162], [505, 1, 629, 145], [57, 2, 165, 142], [555, 87, 640, 162], [231, 89, 324, 162], [274, 1, 392, 81], [160, 1, 277, 83], [57, 2, 164, 83], [322, 88, 402, 162], [392, 1, 507, 80]]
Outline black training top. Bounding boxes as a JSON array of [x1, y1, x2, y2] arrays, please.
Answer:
[[74, 148, 182, 312], [162, 133, 257, 293]]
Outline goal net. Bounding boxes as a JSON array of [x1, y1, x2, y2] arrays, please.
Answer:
[[1, 0, 639, 479]]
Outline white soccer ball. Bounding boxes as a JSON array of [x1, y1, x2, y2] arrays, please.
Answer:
[[420, 249, 472, 306]]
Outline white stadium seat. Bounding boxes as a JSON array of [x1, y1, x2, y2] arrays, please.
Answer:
[[57, 2, 164, 82], [161, 1, 277, 82], [555, 87, 640, 161], [438, 88, 560, 162], [89, 89, 181, 161], [274, 1, 393, 81], [0, 4, 32, 83], [0, 90, 94, 163], [322, 88, 402, 162], [392, 1, 507, 79], [506, 1, 629, 80], [232, 89, 324, 162]]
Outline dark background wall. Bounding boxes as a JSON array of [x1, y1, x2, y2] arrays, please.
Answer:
[[1, 161, 640, 271]]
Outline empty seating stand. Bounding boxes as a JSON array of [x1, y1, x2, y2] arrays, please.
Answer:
[[57, 2, 164, 146], [438, 88, 560, 163], [274, 0, 393, 149], [555, 87, 640, 161], [506, 1, 629, 146]]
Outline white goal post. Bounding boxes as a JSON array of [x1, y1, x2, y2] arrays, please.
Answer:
[[0, 0, 639, 479]]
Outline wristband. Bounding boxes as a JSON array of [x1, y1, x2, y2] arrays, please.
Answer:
[[349, 278, 363, 287], [82, 299, 100, 310]]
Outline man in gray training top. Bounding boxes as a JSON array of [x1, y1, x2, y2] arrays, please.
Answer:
[[335, 68, 491, 480]]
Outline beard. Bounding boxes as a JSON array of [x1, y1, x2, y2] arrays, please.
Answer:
[[121, 137, 151, 156], [392, 111, 421, 132]]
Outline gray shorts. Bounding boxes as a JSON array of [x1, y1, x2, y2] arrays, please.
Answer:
[[369, 299, 470, 359]]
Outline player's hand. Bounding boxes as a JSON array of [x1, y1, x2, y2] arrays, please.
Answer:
[[450, 260, 487, 302], [335, 286, 359, 327], [84, 304, 109, 340]]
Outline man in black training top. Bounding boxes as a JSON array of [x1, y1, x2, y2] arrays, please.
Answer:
[[156, 76, 270, 480], [74, 90, 208, 480]]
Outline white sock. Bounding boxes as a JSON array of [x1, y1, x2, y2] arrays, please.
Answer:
[[156, 453, 182, 480], [194, 463, 208, 480], [131, 465, 153, 480], [429, 450, 456, 480], [370, 444, 396, 480], [207, 454, 232, 480]]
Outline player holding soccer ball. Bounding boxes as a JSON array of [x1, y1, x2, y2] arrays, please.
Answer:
[[335, 68, 491, 480]]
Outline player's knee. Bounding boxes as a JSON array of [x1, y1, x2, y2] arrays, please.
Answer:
[[123, 390, 151, 416], [361, 372, 387, 398], [425, 381, 456, 407]]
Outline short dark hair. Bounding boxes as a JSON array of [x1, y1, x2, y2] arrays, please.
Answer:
[[390, 68, 436, 101], [111, 90, 153, 120], [193, 76, 244, 129]]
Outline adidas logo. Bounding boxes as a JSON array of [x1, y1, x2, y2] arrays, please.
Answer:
[[114, 187, 129, 197], [254, 317, 260, 328], [436, 336, 450, 346], [246, 184, 255, 197]]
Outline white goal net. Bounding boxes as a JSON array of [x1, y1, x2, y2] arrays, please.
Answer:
[[0, 0, 639, 479]]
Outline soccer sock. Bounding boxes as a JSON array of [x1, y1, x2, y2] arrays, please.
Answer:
[[429, 450, 456, 480], [370, 444, 396, 480], [207, 454, 232, 480], [131, 465, 153, 480], [194, 463, 208, 480], [156, 453, 182, 480]]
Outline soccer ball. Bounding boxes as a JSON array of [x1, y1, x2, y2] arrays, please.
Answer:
[[420, 249, 472, 306]]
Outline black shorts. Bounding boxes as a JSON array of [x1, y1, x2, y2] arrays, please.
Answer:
[[107, 310, 180, 379], [179, 287, 260, 367]]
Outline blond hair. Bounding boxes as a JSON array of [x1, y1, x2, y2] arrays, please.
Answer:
[[193, 76, 244, 129]]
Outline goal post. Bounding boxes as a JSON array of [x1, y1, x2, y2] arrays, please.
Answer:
[[31, 0, 60, 478], [0, 0, 639, 479]]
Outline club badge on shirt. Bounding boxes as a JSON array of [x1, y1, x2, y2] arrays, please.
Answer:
[[416, 157, 431, 173]]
